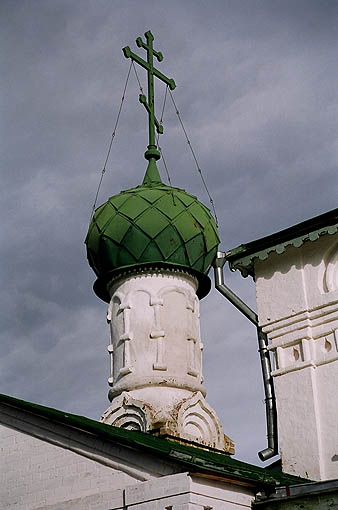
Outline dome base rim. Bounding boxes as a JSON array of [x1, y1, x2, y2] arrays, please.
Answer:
[[93, 262, 211, 302]]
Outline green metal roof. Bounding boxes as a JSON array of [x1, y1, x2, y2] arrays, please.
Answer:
[[85, 162, 219, 301], [0, 393, 306, 489], [227, 208, 338, 277]]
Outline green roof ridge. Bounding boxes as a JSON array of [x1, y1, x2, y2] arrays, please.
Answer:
[[0, 393, 308, 488]]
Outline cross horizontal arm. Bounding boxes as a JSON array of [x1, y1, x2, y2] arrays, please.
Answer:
[[136, 36, 163, 62], [153, 67, 176, 91], [123, 46, 176, 90], [123, 46, 147, 69]]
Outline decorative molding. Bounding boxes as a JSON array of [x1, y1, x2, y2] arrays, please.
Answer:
[[107, 267, 198, 296], [323, 243, 338, 293], [101, 391, 234, 454], [107, 292, 133, 383], [149, 295, 166, 371], [228, 221, 338, 277], [107, 299, 115, 384], [118, 299, 133, 376], [187, 338, 198, 377], [176, 392, 233, 453], [186, 296, 201, 378], [109, 375, 205, 400], [101, 392, 153, 432], [271, 330, 338, 376], [262, 300, 338, 347]]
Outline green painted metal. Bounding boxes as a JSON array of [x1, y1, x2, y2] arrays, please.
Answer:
[[227, 207, 338, 277], [85, 164, 219, 301], [0, 393, 307, 488], [86, 31, 219, 300], [123, 30, 176, 163]]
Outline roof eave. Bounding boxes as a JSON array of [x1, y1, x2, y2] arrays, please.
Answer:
[[226, 208, 338, 277], [0, 393, 306, 489]]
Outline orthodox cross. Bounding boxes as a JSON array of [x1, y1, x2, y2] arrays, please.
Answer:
[[123, 31, 176, 162]]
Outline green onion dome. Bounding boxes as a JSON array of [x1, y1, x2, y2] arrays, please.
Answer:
[[85, 161, 219, 301]]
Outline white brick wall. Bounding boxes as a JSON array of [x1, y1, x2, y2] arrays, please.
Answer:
[[0, 424, 136, 509], [0, 424, 255, 509]]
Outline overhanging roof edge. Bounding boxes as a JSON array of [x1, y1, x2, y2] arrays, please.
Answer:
[[226, 208, 338, 276], [0, 393, 306, 487]]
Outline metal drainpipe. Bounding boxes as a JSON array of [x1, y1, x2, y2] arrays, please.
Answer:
[[213, 251, 278, 461]]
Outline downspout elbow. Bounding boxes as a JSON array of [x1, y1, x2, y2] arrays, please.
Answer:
[[259, 447, 276, 462], [214, 252, 258, 326]]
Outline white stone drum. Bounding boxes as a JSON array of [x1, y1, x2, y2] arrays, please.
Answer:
[[100, 268, 231, 453]]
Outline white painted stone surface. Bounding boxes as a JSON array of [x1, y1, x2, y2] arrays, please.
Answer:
[[118, 473, 254, 510], [254, 233, 338, 480], [102, 269, 232, 452], [0, 425, 253, 509], [189, 475, 254, 509], [0, 424, 137, 509], [106, 270, 204, 396]]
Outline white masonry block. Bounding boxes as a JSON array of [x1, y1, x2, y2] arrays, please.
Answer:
[[254, 233, 338, 480], [0, 425, 136, 510]]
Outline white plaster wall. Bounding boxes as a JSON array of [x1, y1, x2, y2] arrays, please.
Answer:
[[273, 367, 323, 480], [0, 424, 254, 510], [190, 475, 254, 509], [255, 235, 338, 326], [255, 246, 306, 326], [316, 361, 338, 480], [114, 473, 254, 510], [254, 233, 338, 481], [0, 424, 137, 509]]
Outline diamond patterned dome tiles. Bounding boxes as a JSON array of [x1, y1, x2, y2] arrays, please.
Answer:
[[86, 171, 219, 301]]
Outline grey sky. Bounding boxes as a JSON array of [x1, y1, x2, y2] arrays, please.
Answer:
[[1, 0, 337, 466]]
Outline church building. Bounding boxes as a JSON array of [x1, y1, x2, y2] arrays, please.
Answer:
[[1, 31, 338, 509]]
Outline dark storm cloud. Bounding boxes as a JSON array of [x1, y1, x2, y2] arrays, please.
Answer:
[[1, 0, 337, 465]]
